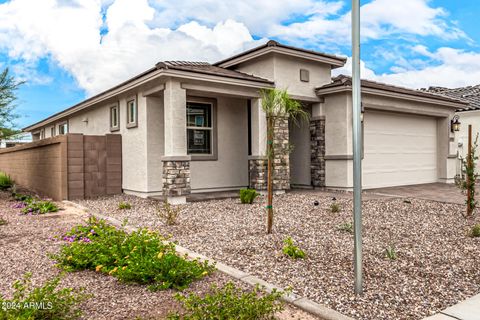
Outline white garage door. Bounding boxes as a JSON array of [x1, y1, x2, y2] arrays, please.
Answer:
[[363, 111, 437, 188]]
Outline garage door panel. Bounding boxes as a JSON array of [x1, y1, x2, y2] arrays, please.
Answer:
[[363, 111, 437, 188]]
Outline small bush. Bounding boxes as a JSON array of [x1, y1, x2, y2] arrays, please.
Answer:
[[330, 202, 340, 213], [51, 217, 214, 291], [470, 224, 480, 237], [118, 202, 132, 210], [22, 199, 59, 215], [0, 218, 7, 226], [167, 282, 284, 320], [156, 200, 181, 226], [385, 245, 397, 260], [282, 237, 305, 259], [0, 272, 90, 320], [239, 188, 259, 204], [337, 222, 353, 234], [13, 193, 33, 203], [0, 172, 14, 190]]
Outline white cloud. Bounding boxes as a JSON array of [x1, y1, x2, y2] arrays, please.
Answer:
[[0, 0, 262, 95], [268, 0, 466, 45], [335, 47, 480, 89]]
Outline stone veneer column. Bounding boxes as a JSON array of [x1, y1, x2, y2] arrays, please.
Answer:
[[272, 116, 290, 190], [162, 80, 190, 204], [310, 116, 326, 188], [162, 157, 191, 197]]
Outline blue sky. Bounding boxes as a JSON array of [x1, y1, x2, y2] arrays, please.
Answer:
[[0, 0, 479, 129]]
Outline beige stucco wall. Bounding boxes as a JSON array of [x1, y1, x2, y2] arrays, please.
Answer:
[[455, 110, 480, 174], [190, 96, 249, 191], [234, 53, 332, 99]]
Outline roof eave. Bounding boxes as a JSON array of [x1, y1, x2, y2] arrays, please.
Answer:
[[315, 85, 469, 109], [23, 69, 274, 132]]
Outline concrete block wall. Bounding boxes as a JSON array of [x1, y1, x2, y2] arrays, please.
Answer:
[[0, 134, 122, 200]]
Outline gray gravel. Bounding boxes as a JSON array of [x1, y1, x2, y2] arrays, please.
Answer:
[[78, 192, 480, 320], [0, 191, 312, 319]]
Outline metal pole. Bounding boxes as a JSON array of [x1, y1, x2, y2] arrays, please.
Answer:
[[351, 0, 363, 295]]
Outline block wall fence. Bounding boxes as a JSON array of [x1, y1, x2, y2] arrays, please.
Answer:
[[0, 134, 122, 200]]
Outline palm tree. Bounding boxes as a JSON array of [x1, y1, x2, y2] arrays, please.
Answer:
[[260, 88, 309, 234]]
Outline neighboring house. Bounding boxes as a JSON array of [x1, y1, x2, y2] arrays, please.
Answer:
[[0, 132, 32, 148], [426, 85, 480, 175], [23, 40, 467, 202]]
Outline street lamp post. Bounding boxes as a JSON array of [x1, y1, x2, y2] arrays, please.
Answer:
[[351, 0, 363, 295]]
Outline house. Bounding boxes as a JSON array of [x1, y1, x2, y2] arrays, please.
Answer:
[[0, 132, 31, 148], [23, 40, 468, 203], [426, 85, 480, 173]]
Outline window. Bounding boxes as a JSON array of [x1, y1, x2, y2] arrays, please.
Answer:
[[40, 129, 45, 139], [110, 104, 120, 131], [59, 122, 68, 135], [126, 97, 137, 128], [187, 101, 213, 156], [300, 69, 310, 82], [50, 126, 55, 137]]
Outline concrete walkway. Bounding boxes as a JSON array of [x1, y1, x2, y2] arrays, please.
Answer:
[[424, 293, 480, 320], [366, 183, 466, 204]]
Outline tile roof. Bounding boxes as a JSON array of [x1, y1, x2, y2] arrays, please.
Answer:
[[317, 75, 468, 105], [214, 40, 347, 67], [156, 61, 273, 84], [423, 85, 480, 111]]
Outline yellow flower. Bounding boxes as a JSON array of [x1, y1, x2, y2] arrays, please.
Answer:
[[109, 267, 118, 275], [157, 252, 164, 259], [95, 265, 103, 272], [122, 266, 127, 270], [125, 255, 129, 259], [201, 271, 208, 276], [67, 256, 73, 261]]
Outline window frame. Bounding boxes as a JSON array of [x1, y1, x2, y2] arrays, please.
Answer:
[[40, 129, 45, 140], [110, 102, 120, 132], [186, 97, 218, 161], [58, 121, 68, 135], [50, 126, 56, 137], [126, 96, 138, 128]]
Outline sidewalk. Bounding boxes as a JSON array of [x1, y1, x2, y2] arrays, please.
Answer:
[[424, 293, 480, 320]]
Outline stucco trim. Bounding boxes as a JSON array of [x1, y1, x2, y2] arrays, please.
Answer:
[[109, 102, 120, 132], [248, 155, 267, 160], [311, 116, 326, 121], [325, 154, 353, 160], [447, 154, 457, 159], [364, 103, 452, 118], [316, 86, 467, 109], [126, 95, 138, 129], [161, 155, 192, 161]]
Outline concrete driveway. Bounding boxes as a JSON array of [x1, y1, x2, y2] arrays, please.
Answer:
[[366, 183, 465, 204]]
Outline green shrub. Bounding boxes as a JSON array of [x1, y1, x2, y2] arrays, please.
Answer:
[[118, 202, 132, 210], [470, 224, 480, 237], [22, 199, 59, 215], [0, 218, 7, 226], [156, 200, 181, 225], [51, 217, 214, 291], [239, 189, 259, 204], [337, 222, 353, 234], [13, 193, 33, 203], [385, 245, 397, 260], [0, 272, 90, 320], [330, 202, 340, 213], [167, 282, 284, 320], [0, 172, 13, 190], [282, 237, 305, 259]]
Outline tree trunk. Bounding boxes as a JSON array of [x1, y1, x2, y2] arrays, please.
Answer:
[[467, 124, 473, 217], [267, 116, 274, 234]]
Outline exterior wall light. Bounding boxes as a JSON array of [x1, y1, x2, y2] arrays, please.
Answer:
[[451, 115, 460, 133], [360, 103, 365, 122]]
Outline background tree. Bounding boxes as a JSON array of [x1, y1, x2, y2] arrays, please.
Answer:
[[260, 88, 308, 234], [0, 68, 22, 136]]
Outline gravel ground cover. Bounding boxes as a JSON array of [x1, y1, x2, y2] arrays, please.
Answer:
[[0, 191, 313, 320], [78, 192, 480, 320]]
